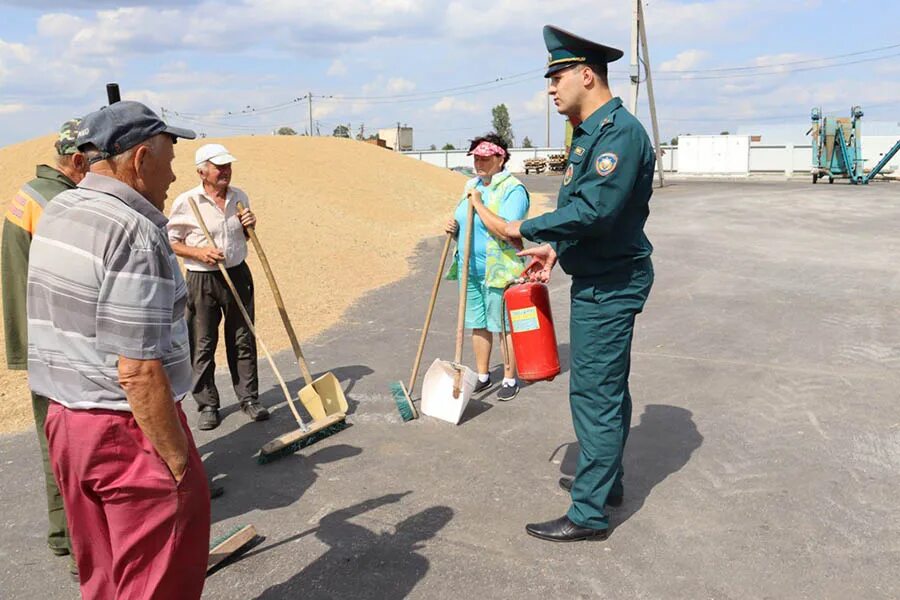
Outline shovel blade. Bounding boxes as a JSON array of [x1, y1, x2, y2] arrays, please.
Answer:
[[420, 358, 477, 424], [299, 372, 349, 421]]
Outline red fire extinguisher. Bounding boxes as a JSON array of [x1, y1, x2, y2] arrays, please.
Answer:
[[503, 272, 560, 383]]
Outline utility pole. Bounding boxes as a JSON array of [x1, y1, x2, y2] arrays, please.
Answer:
[[638, 0, 665, 187], [308, 92, 313, 136], [629, 0, 640, 115], [629, 0, 665, 187], [396, 121, 401, 152]]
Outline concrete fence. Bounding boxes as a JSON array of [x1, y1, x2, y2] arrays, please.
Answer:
[[403, 135, 900, 177]]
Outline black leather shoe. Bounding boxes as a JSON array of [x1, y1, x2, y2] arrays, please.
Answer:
[[198, 407, 220, 431], [558, 477, 623, 506], [241, 401, 270, 421], [525, 515, 608, 542]]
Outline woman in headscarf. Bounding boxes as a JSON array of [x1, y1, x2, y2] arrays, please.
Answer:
[[445, 133, 530, 401]]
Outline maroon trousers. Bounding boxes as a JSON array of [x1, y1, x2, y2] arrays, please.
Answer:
[[45, 401, 210, 600]]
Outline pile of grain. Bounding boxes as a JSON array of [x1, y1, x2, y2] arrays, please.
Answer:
[[0, 133, 547, 433]]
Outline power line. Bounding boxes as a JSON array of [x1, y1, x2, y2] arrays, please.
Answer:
[[165, 70, 543, 120], [170, 95, 309, 120], [164, 44, 899, 118], [656, 100, 900, 124], [335, 69, 543, 100], [649, 42, 900, 74], [160, 42, 900, 136], [650, 51, 900, 81]]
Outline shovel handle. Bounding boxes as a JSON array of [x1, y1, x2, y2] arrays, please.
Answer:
[[453, 197, 475, 398], [187, 197, 308, 431], [407, 232, 453, 396], [237, 201, 315, 387]]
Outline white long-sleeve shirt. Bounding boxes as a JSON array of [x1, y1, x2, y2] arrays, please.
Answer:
[[167, 184, 250, 272]]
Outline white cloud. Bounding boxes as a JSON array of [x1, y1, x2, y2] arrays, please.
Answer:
[[432, 96, 480, 113], [660, 50, 709, 72], [0, 39, 33, 82], [327, 59, 348, 77], [524, 89, 548, 114], [34, 1, 445, 60], [312, 102, 338, 120], [0, 103, 25, 114], [152, 61, 229, 87], [386, 77, 416, 93], [361, 75, 417, 96], [0, 40, 33, 63], [36, 13, 86, 39]]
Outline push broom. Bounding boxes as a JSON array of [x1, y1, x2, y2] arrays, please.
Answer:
[[186, 198, 345, 463], [233, 201, 349, 463], [390, 232, 454, 421]]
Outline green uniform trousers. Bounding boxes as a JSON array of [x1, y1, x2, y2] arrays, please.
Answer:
[[32, 392, 71, 555], [566, 259, 653, 529]]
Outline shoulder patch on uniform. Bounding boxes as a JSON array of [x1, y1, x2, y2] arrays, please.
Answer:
[[563, 163, 574, 186], [596, 152, 618, 176], [573, 146, 585, 156]]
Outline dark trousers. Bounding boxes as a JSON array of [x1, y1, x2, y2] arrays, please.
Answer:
[[186, 262, 258, 411], [32, 392, 71, 555], [566, 259, 653, 530]]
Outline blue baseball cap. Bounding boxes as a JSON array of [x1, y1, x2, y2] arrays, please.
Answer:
[[76, 101, 195, 160]]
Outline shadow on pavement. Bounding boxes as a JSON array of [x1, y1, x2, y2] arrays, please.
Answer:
[[197, 365, 373, 525], [254, 493, 454, 599], [559, 404, 703, 527]]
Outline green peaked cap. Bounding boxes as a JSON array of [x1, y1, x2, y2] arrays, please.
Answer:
[[543, 25, 624, 77]]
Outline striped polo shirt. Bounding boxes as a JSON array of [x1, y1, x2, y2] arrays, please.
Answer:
[[27, 173, 191, 411]]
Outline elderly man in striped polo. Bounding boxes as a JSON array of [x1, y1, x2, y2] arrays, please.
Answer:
[[27, 101, 210, 599]]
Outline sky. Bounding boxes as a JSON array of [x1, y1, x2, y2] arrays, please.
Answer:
[[0, 0, 898, 149]]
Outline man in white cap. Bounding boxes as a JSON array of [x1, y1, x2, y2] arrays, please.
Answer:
[[168, 143, 269, 431]]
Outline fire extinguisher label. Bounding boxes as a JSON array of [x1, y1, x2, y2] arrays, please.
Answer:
[[510, 307, 540, 333]]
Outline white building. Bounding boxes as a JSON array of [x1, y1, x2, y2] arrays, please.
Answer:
[[377, 126, 414, 151]]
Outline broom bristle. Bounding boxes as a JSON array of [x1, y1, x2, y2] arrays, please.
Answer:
[[390, 381, 418, 422], [256, 419, 349, 464], [209, 525, 248, 550]]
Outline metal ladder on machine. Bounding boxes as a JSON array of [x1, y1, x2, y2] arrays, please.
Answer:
[[861, 139, 900, 184]]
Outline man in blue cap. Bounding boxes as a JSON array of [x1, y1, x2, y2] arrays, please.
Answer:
[[506, 25, 655, 542], [28, 101, 211, 597]]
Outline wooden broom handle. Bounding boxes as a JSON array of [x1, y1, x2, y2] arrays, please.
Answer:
[[236, 201, 315, 387], [407, 232, 453, 396], [453, 198, 475, 398], [187, 197, 307, 430]]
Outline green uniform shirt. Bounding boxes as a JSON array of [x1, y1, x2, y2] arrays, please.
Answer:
[[520, 97, 654, 277], [2, 165, 76, 369]]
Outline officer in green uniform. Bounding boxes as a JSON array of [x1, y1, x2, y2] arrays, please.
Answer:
[[1, 119, 86, 573], [506, 25, 655, 542]]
